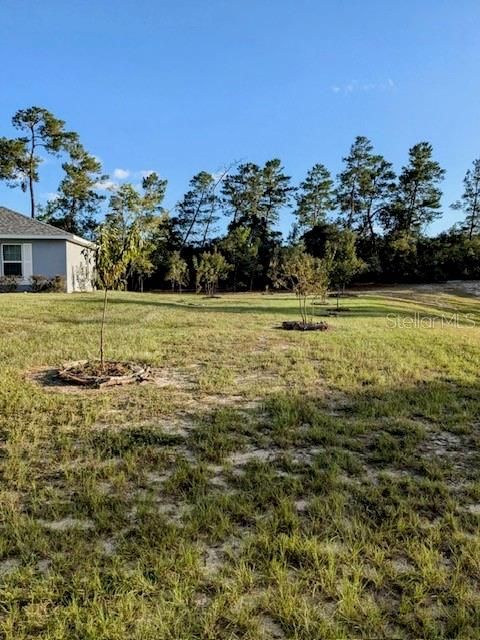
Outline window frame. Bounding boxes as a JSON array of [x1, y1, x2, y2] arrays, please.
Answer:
[[1, 243, 23, 278]]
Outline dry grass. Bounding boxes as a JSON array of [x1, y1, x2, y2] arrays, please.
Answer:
[[0, 288, 479, 638]]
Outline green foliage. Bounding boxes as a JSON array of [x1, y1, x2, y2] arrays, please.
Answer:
[[8, 106, 78, 218], [0, 137, 29, 182], [222, 160, 292, 288], [383, 142, 445, 235], [295, 163, 334, 229], [0, 106, 478, 289], [105, 174, 169, 289], [96, 221, 141, 291], [1, 291, 480, 637], [336, 136, 396, 242], [166, 251, 189, 292], [278, 245, 330, 324], [39, 142, 105, 237], [451, 158, 480, 239], [223, 159, 292, 234], [326, 230, 365, 303], [193, 250, 231, 296], [95, 220, 142, 365], [175, 171, 220, 248], [220, 226, 260, 291]]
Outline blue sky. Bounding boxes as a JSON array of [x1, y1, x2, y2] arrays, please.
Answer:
[[1, 0, 479, 235]]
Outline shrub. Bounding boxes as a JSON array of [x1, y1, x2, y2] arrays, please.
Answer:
[[30, 275, 66, 293], [0, 275, 20, 293], [276, 246, 330, 325], [50, 275, 67, 292], [193, 250, 231, 296]]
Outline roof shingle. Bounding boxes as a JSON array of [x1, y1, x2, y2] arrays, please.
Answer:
[[0, 207, 92, 246]]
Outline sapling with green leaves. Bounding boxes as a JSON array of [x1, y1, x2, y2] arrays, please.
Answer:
[[167, 250, 189, 292], [193, 250, 231, 297], [326, 230, 364, 310], [95, 221, 141, 369], [280, 245, 330, 325]]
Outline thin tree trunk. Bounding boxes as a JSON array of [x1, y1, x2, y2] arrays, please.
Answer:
[[469, 180, 479, 240], [100, 288, 108, 370], [29, 173, 35, 219], [407, 183, 419, 231], [29, 125, 36, 218]]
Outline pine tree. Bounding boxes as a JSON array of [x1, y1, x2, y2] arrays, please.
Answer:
[[175, 172, 220, 248], [222, 159, 291, 288], [10, 107, 78, 217], [294, 163, 334, 229], [383, 142, 445, 235], [336, 136, 396, 243], [451, 159, 480, 239], [39, 143, 105, 237]]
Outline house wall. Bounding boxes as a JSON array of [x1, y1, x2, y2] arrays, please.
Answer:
[[32, 240, 67, 278], [65, 241, 95, 292], [0, 238, 95, 292], [0, 238, 66, 289]]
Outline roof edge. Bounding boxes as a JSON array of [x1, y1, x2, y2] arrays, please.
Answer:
[[0, 234, 95, 248]]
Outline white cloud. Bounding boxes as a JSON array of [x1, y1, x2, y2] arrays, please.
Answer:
[[331, 79, 396, 95], [95, 179, 119, 192], [96, 168, 161, 192], [113, 168, 130, 179]]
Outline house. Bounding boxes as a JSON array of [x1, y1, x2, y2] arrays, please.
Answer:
[[0, 206, 95, 292]]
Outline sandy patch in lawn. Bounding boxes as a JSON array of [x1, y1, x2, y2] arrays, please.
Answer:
[[465, 503, 480, 514], [201, 537, 242, 577], [26, 365, 196, 394], [39, 517, 95, 531], [0, 558, 20, 576]]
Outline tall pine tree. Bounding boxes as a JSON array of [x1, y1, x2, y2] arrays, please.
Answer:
[[383, 142, 445, 235], [294, 163, 334, 229], [40, 142, 106, 237], [451, 159, 480, 239], [336, 136, 396, 243], [174, 171, 220, 248]]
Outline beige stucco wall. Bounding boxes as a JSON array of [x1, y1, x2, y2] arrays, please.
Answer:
[[65, 241, 95, 292]]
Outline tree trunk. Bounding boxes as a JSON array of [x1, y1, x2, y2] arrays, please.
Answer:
[[100, 288, 108, 370], [469, 181, 479, 240], [29, 125, 36, 218], [29, 174, 35, 219], [233, 261, 238, 292]]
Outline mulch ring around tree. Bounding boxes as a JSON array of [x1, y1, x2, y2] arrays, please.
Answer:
[[58, 360, 151, 388], [280, 321, 330, 331]]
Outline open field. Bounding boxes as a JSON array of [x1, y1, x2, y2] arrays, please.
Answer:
[[1, 288, 480, 639]]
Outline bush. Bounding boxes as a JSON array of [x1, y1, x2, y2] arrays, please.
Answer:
[[50, 275, 67, 292], [30, 275, 66, 293], [0, 275, 20, 293]]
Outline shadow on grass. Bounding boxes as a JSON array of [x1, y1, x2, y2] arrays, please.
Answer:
[[56, 294, 480, 326]]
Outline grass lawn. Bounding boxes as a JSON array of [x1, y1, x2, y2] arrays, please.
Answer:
[[0, 288, 479, 639]]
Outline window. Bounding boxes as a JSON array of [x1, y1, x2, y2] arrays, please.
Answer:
[[2, 244, 22, 277]]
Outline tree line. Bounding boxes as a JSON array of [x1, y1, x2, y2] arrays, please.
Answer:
[[1, 106, 480, 291]]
